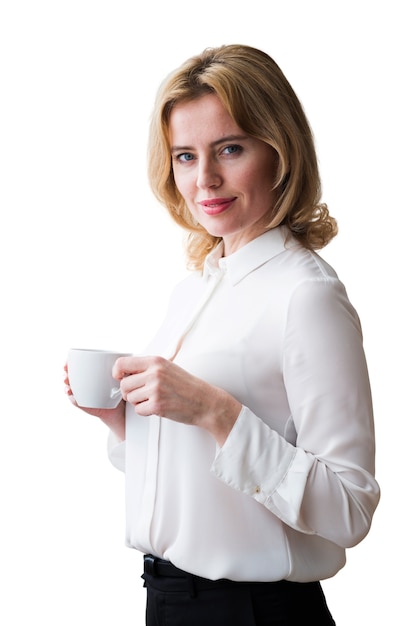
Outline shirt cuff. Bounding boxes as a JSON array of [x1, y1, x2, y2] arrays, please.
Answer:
[[211, 405, 298, 502], [107, 430, 126, 472]]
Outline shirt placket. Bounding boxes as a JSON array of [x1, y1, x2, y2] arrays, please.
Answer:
[[140, 266, 226, 550]]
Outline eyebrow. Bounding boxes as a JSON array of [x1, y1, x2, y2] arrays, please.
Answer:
[[170, 134, 249, 154]]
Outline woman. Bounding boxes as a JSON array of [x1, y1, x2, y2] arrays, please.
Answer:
[[65, 44, 380, 625]]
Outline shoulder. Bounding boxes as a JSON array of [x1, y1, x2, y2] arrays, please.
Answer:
[[261, 240, 342, 301], [284, 272, 362, 345], [280, 241, 339, 282], [269, 241, 361, 330]]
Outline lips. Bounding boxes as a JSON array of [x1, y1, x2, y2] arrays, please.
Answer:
[[198, 197, 237, 215]]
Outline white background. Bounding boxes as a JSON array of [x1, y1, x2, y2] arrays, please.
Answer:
[[1, 1, 416, 623]]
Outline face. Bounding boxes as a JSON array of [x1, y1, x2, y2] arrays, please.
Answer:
[[169, 94, 278, 256]]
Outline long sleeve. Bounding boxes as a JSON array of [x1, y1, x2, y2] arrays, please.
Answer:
[[211, 277, 379, 549]]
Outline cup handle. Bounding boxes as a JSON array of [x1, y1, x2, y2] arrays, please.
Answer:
[[110, 387, 122, 400]]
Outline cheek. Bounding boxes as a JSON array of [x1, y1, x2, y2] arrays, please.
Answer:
[[172, 170, 192, 200], [258, 162, 278, 197], [242, 165, 274, 199]]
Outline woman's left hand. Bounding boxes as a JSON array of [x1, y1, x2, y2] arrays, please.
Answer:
[[113, 355, 241, 445]]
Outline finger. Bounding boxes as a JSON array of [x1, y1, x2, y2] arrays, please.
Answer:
[[126, 387, 150, 408], [112, 355, 156, 380], [112, 356, 138, 379], [64, 383, 77, 404], [63, 367, 70, 385]]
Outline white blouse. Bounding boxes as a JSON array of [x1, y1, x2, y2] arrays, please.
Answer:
[[108, 226, 380, 582]]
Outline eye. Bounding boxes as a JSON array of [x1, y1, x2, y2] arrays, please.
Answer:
[[222, 144, 243, 156], [174, 152, 195, 163]]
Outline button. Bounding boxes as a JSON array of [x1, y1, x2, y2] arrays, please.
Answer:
[[254, 486, 261, 494]]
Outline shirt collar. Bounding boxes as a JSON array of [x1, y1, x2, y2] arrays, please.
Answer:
[[203, 226, 296, 286]]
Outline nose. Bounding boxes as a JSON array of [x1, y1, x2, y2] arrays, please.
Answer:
[[196, 157, 222, 189]]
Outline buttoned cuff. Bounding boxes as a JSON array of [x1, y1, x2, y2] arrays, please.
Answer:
[[210, 405, 298, 503]]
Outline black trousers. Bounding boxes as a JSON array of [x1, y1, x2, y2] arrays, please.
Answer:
[[142, 557, 336, 626]]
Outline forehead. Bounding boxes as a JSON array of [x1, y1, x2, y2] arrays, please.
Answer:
[[168, 94, 242, 143]]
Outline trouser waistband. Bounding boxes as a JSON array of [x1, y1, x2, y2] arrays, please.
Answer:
[[142, 554, 291, 596], [143, 554, 233, 597], [143, 554, 193, 579]]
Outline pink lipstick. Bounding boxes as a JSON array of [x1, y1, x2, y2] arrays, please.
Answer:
[[198, 197, 236, 215]]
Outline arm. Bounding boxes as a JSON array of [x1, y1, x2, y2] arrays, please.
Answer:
[[211, 278, 380, 548]]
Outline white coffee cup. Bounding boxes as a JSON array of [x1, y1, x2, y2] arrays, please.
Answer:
[[67, 348, 132, 409]]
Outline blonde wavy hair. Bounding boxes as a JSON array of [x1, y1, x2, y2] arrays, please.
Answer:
[[148, 44, 337, 270]]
